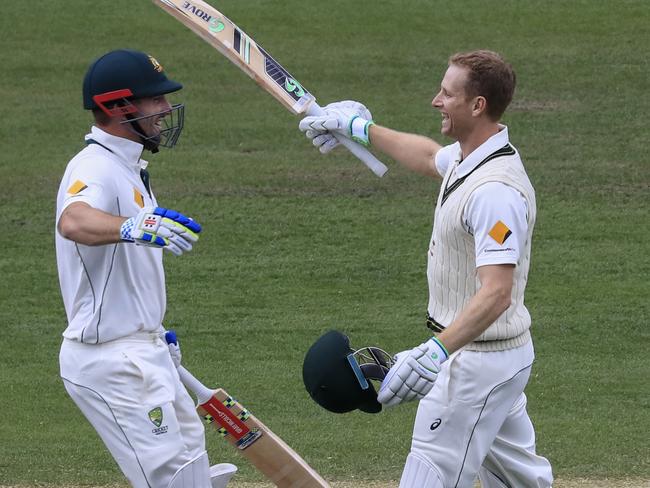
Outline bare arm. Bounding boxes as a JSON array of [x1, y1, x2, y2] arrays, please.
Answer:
[[436, 264, 514, 354], [369, 124, 443, 179], [57, 202, 126, 246]]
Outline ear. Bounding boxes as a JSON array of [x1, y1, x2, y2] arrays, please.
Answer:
[[471, 96, 488, 117]]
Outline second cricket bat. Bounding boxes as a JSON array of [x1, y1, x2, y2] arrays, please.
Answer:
[[177, 366, 330, 488]]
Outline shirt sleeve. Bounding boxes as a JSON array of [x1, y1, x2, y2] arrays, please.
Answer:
[[463, 182, 529, 267], [434, 143, 460, 178], [61, 155, 116, 214]]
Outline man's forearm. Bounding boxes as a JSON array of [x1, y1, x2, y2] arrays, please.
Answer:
[[58, 202, 126, 246], [369, 125, 442, 178], [436, 265, 514, 354]]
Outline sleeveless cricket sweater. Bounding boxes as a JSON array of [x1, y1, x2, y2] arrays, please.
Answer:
[[427, 144, 536, 352]]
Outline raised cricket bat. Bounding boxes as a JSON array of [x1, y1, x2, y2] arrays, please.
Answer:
[[177, 366, 331, 488], [152, 0, 388, 177]]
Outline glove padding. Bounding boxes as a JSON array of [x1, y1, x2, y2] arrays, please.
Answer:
[[120, 206, 201, 256], [299, 100, 373, 153], [377, 337, 448, 408], [163, 330, 182, 368]]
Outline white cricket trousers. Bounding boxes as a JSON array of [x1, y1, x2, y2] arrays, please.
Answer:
[[400, 340, 553, 488], [60, 333, 208, 488]]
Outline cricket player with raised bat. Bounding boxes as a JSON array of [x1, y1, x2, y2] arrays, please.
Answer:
[[55, 49, 236, 488], [300, 50, 554, 487]]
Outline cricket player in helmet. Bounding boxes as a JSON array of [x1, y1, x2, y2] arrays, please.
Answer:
[[56, 49, 236, 487], [82, 48, 185, 153]]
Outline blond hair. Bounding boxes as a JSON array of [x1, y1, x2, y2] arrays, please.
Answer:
[[449, 50, 516, 120]]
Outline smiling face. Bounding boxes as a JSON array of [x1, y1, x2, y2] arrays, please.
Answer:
[[92, 92, 184, 152], [431, 64, 478, 142], [132, 95, 173, 139]]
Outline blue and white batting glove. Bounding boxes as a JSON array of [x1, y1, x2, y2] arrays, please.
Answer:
[[120, 206, 201, 256], [377, 337, 448, 408], [298, 100, 374, 152], [164, 330, 182, 369]]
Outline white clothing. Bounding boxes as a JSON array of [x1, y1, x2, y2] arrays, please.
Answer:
[[427, 126, 537, 350], [60, 333, 207, 488], [56, 127, 215, 487], [466, 182, 528, 268], [407, 342, 552, 488], [55, 126, 166, 344], [399, 453, 444, 487], [406, 126, 552, 487], [433, 126, 529, 268]]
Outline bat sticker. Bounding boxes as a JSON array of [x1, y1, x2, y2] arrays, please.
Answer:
[[259, 46, 309, 101]]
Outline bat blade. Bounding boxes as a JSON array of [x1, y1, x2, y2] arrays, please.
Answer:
[[201, 388, 330, 487], [177, 367, 330, 488], [154, 0, 314, 114], [152, 0, 389, 177]]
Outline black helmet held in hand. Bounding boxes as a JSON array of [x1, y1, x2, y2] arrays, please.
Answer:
[[302, 330, 393, 414]]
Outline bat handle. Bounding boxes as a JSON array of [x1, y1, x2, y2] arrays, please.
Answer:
[[176, 366, 214, 405], [306, 103, 389, 178], [162, 333, 214, 404]]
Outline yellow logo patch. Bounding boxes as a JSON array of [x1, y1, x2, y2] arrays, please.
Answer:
[[134, 188, 145, 208], [488, 220, 512, 245], [67, 180, 88, 195], [148, 55, 163, 73]]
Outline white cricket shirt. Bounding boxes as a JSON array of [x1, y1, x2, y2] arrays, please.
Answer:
[[55, 126, 166, 343], [428, 125, 537, 349], [434, 126, 529, 267]]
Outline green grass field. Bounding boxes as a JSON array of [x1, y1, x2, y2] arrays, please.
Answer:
[[1, 0, 648, 485]]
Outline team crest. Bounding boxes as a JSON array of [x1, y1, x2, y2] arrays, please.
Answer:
[[148, 407, 163, 427], [148, 55, 163, 72]]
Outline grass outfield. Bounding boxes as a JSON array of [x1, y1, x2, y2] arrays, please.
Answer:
[[0, 0, 648, 485]]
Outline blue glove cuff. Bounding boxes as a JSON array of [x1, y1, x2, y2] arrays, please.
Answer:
[[120, 217, 135, 242]]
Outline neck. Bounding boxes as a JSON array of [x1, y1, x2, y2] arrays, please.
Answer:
[[458, 122, 501, 159]]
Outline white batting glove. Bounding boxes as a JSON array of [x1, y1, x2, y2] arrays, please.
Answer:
[[299, 100, 374, 152], [163, 330, 182, 368], [377, 337, 449, 408], [120, 206, 201, 256]]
